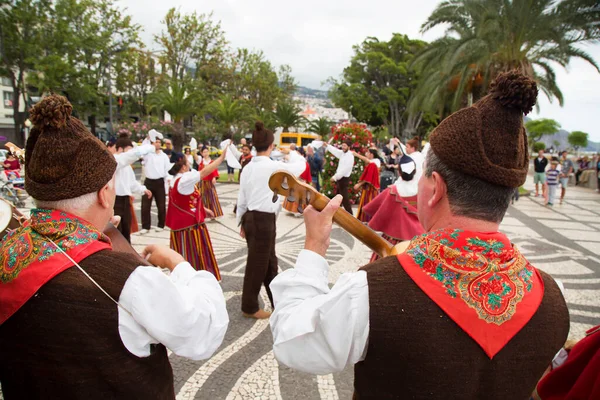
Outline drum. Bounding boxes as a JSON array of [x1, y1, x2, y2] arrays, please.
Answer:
[[0, 198, 25, 241]]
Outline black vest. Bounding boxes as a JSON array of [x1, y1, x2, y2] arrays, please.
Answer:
[[354, 256, 569, 400], [0, 250, 174, 399]]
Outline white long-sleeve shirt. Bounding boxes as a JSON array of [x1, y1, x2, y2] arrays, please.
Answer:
[[143, 151, 171, 180], [114, 145, 154, 197], [118, 261, 229, 360], [236, 155, 306, 226], [327, 146, 354, 181], [170, 170, 202, 195], [270, 250, 369, 374]]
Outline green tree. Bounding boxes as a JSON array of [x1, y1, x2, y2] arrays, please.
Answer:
[[154, 8, 228, 84], [148, 80, 199, 151], [413, 0, 600, 114], [307, 117, 334, 137], [568, 131, 589, 151], [328, 34, 428, 139], [0, 0, 50, 144], [115, 47, 158, 117], [533, 141, 546, 153], [273, 101, 306, 132], [525, 118, 561, 153], [207, 95, 249, 135]]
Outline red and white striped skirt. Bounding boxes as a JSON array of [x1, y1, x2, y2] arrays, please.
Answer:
[[170, 223, 221, 280], [200, 180, 223, 218]]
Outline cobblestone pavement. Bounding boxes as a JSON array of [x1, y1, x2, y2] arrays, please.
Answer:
[[5, 176, 599, 400]]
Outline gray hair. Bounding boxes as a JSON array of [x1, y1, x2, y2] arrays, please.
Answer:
[[35, 192, 99, 214], [424, 151, 513, 223]]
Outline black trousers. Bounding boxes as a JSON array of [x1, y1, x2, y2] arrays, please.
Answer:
[[141, 178, 165, 230], [337, 177, 353, 214], [113, 195, 132, 243], [241, 211, 277, 314]]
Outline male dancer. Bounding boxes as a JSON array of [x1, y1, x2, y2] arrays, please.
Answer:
[[140, 136, 171, 234], [0, 95, 229, 398], [236, 122, 305, 319], [269, 72, 569, 399], [323, 140, 354, 213], [112, 134, 154, 242]]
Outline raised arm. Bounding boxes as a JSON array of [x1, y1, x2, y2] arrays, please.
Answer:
[[326, 144, 343, 159], [351, 151, 370, 164], [114, 144, 154, 168], [199, 143, 228, 180]]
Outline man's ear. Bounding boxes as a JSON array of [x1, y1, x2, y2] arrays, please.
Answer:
[[429, 172, 447, 209], [97, 181, 113, 209]]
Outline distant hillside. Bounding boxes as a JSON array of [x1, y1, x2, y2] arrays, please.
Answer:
[[539, 129, 600, 152], [295, 86, 329, 99]]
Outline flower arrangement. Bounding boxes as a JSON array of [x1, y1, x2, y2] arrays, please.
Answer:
[[116, 119, 177, 140], [321, 122, 374, 204]]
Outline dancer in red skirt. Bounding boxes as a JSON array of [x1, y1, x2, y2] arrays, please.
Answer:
[[198, 146, 224, 219], [364, 154, 425, 261], [166, 148, 227, 279], [352, 149, 382, 222]]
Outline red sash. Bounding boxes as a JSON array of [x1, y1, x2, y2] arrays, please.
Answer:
[[0, 209, 111, 325], [397, 228, 543, 358]]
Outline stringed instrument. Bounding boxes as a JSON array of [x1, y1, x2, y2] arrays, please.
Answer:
[[268, 170, 409, 257]]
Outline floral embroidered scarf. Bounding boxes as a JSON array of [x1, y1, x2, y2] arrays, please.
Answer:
[[397, 228, 544, 358], [0, 209, 111, 324]]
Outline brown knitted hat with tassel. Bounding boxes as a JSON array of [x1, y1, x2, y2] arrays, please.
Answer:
[[25, 95, 117, 201], [429, 70, 538, 188]]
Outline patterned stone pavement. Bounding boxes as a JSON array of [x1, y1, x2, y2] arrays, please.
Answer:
[[4, 176, 599, 399], [126, 176, 600, 400]]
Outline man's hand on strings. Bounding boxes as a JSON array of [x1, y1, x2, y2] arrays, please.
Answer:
[[303, 194, 342, 257]]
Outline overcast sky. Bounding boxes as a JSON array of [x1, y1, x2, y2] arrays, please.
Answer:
[[120, 0, 600, 143]]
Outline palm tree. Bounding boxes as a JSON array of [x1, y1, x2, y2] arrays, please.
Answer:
[[148, 80, 200, 151], [307, 117, 334, 138], [410, 0, 600, 115], [207, 95, 249, 134], [273, 101, 306, 132], [249, 109, 277, 132]]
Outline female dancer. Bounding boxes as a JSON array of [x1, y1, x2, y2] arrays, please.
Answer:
[[199, 146, 224, 219], [166, 148, 227, 279], [352, 148, 382, 222]]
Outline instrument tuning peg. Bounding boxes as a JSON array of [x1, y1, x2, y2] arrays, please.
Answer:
[[287, 187, 296, 203], [305, 191, 311, 204], [281, 177, 289, 190], [297, 197, 304, 214], [272, 192, 279, 203]]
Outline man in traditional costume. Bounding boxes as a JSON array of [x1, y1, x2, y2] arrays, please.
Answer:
[[166, 149, 227, 280], [236, 122, 306, 319], [112, 133, 155, 243], [364, 154, 425, 261], [0, 95, 229, 399], [352, 148, 382, 222], [269, 72, 570, 399], [140, 134, 171, 234], [323, 140, 355, 214]]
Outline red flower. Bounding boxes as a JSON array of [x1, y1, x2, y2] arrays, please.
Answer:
[[479, 279, 502, 295]]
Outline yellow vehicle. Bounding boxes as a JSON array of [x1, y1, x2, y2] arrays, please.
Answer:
[[208, 146, 222, 157], [279, 132, 322, 149]]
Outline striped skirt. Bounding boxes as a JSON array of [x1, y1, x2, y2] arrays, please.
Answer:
[[200, 180, 223, 218], [170, 224, 221, 280], [370, 233, 401, 263], [356, 185, 379, 223]]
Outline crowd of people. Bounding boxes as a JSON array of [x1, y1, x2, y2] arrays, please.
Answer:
[[0, 71, 599, 399]]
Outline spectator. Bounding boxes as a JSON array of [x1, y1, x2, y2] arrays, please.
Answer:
[[546, 161, 560, 206], [559, 151, 574, 204], [533, 149, 548, 197], [575, 156, 590, 185], [2, 152, 20, 171], [306, 146, 323, 192]]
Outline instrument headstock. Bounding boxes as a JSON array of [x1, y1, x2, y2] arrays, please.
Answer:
[[268, 170, 318, 214], [5, 142, 24, 162]]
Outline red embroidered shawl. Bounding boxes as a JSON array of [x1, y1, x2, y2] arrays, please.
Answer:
[[0, 209, 111, 324], [398, 228, 544, 358], [359, 162, 380, 189]]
